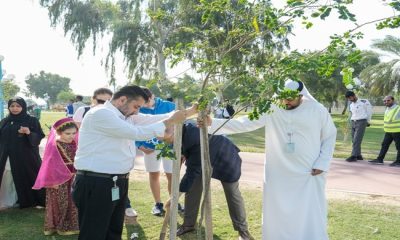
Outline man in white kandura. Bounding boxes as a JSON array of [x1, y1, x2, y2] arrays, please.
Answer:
[[203, 79, 337, 240]]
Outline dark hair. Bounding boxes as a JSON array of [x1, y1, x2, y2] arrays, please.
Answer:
[[386, 96, 395, 101], [140, 87, 153, 99], [56, 122, 78, 134], [76, 95, 84, 101], [112, 85, 149, 102], [93, 88, 113, 98], [345, 91, 355, 98]]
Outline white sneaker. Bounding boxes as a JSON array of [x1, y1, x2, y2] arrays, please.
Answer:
[[151, 202, 165, 216], [125, 208, 138, 217]]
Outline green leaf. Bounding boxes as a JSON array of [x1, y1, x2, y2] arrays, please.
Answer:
[[252, 16, 260, 33]]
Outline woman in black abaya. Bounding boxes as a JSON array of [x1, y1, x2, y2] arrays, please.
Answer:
[[0, 97, 45, 209]]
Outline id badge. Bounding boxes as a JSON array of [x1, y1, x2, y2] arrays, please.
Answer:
[[111, 187, 120, 201], [285, 142, 295, 153], [111, 176, 120, 201]]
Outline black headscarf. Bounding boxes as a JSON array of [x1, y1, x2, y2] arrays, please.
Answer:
[[7, 97, 29, 120], [0, 97, 30, 130]]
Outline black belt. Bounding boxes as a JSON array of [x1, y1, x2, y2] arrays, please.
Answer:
[[76, 170, 129, 179], [352, 119, 367, 122]]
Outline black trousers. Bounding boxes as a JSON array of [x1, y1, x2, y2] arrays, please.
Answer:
[[72, 174, 128, 240], [377, 132, 400, 162]]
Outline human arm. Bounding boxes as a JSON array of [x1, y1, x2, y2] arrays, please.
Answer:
[[139, 146, 155, 154], [312, 110, 337, 173], [23, 117, 45, 147], [207, 114, 267, 135], [130, 105, 197, 126], [365, 100, 373, 123], [92, 109, 166, 141]]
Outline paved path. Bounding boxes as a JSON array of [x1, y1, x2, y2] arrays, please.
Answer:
[[133, 152, 400, 196], [40, 141, 400, 196]]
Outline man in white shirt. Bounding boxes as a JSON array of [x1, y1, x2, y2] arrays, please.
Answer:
[[73, 87, 138, 217], [72, 85, 195, 240], [73, 88, 113, 128], [345, 91, 373, 162]]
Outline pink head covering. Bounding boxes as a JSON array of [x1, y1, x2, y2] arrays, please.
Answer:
[[33, 118, 78, 189]]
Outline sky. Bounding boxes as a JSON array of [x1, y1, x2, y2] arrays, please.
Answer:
[[0, 0, 398, 99]]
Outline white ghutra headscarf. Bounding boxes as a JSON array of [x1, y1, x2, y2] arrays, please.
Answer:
[[284, 79, 317, 102]]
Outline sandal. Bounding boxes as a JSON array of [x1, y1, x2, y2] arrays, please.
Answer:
[[176, 225, 195, 236]]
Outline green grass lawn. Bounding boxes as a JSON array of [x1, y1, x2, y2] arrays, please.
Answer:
[[39, 111, 66, 135], [0, 178, 399, 240], [229, 113, 398, 161], [40, 112, 396, 161]]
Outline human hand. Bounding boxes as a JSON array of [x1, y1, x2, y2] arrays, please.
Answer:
[[139, 147, 155, 155], [163, 110, 186, 128], [161, 127, 174, 144], [18, 126, 30, 135], [311, 169, 323, 176], [197, 115, 212, 128], [185, 103, 198, 116]]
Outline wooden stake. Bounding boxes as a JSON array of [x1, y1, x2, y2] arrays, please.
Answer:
[[159, 98, 184, 240], [199, 109, 213, 239]]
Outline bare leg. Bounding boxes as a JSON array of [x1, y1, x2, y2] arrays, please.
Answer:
[[165, 173, 172, 195], [149, 172, 161, 203]]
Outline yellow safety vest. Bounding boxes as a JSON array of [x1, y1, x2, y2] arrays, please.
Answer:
[[384, 105, 400, 132]]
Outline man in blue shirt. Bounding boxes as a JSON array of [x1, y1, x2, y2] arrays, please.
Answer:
[[137, 87, 182, 216]]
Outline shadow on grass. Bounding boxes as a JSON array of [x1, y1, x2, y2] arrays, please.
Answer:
[[179, 226, 223, 240], [125, 217, 146, 240]]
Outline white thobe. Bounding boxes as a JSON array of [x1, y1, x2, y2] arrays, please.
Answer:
[[209, 99, 337, 240]]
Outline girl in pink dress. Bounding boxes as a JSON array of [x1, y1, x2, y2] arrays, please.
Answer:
[[33, 118, 79, 235]]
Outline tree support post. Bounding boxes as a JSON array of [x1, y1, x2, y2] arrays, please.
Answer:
[[199, 108, 213, 239]]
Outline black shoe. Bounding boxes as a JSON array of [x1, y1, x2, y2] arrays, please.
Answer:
[[357, 155, 364, 160], [368, 159, 384, 165], [346, 156, 357, 162], [389, 161, 400, 167], [176, 225, 195, 236], [238, 230, 254, 240]]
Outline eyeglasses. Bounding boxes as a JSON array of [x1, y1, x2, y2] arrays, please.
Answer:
[[96, 99, 106, 104], [383, 100, 392, 102]]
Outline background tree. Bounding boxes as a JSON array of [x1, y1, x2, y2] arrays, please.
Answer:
[[360, 35, 400, 97], [57, 90, 75, 104], [2, 79, 20, 101], [25, 71, 71, 104]]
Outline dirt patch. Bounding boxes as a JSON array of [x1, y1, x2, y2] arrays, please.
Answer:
[[326, 190, 400, 206]]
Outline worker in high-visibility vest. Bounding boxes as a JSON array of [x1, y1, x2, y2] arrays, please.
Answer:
[[369, 95, 400, 167]]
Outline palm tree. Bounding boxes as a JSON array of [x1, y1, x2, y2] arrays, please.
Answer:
[[360, 35, 400, 97]]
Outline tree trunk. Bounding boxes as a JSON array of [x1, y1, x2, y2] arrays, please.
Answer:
[[151, 0, 168, 91], [199, 109, 213, 239], [341, 99, 348, 115], [169, 98, 184, 240]]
